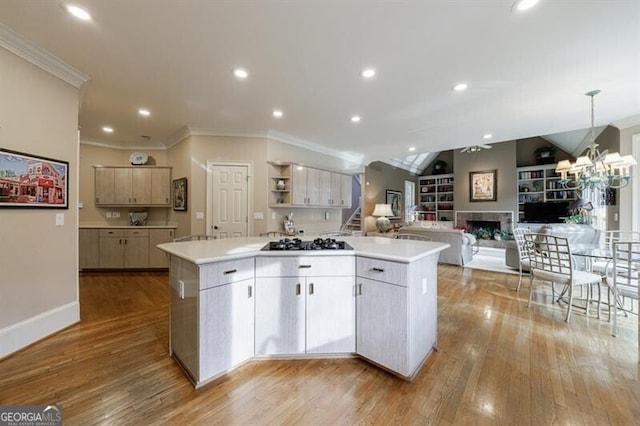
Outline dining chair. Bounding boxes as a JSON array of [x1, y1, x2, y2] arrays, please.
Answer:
[[173, 234, 215, 242], [513, 228, 532, 292], [395, 233, 431, 241], [524, 233, 603, 322], [319, 231, 353, 237], [259, 231, 292, 238], [592, 230, 640, 274], [604, 241, 639, 337]]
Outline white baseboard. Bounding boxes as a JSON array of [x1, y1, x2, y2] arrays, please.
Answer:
[[0, 301, 79, 358]]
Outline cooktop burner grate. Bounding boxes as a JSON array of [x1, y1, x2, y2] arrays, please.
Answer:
[[262, 238, 352, 251]]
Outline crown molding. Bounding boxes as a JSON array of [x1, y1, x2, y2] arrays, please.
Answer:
[[80, 139, 166, 151], [267, 129, 364, 166], [0, 23, 89, 88]]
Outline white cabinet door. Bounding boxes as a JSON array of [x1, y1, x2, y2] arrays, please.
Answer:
[[317, 169, 332, 206], [306, 167, 323, 205], [306, 276, 355, 354], [255, 277, 306, 355], [291, 165, 308, 205], [200, 278, 255, 381], [329, 172, 341, 206], [170, 257, 200, 381], [356, 277, 407, 375]]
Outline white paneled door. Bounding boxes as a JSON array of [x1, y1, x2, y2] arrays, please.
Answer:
[[209, 164, 248, 238]]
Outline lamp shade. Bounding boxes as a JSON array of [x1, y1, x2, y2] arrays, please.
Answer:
[[555, 160, 572, 172], [372, 204, 394, 217]]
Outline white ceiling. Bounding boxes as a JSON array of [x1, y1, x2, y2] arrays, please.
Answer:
[[1, 1, 639, 169]]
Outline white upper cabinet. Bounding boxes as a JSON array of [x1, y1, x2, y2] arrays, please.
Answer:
[[274, 162, 352, 208]]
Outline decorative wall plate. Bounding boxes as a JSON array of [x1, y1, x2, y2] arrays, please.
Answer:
[[129, 152, 148, 165]]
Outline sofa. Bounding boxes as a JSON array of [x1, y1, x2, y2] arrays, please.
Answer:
[[505, 223, 602, 270], [398, 223, 476, 266]]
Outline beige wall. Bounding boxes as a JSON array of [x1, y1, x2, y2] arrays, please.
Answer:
[[166, 136, 192, 238], [0, 46, 80, 355]]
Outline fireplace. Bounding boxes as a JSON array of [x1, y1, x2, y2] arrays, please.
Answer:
[[467, 220, 501, 234], [456, 211, 514, 247]]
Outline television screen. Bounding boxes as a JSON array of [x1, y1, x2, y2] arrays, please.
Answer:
[[523, 201, 569, 223]]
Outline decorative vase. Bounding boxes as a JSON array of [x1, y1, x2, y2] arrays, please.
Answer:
[[276, 180, 285, 190]]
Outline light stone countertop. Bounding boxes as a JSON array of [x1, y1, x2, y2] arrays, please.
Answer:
[[157, 236, 450, 265]]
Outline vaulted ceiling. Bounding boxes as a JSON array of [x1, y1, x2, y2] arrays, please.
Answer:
[[1, 1, 638, 170]]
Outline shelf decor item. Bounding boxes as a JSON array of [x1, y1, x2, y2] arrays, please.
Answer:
[[172, 177, 188, 211], [0, 148, 69, 208], [469, 169, 497, 202]]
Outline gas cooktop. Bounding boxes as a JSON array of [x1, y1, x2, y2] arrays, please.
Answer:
[[262, 238, 352, 251]]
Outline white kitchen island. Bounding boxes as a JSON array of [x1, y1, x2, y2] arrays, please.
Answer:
[[157, 236, 449, 387]]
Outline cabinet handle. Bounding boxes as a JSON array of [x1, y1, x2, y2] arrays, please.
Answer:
[[223, 269, 237, 275], [295, 283, 301, 295], [371, 267, 384, 272], [95, 197, 99, 203], [119, 239, 122, 245], [358, 283, 363, 295], [298, 265, 312, 269], [309, 283, 314, 295], [124, 239, 127, 245], [248, 285, 252, 298]]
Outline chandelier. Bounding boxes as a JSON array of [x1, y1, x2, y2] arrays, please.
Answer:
[[555, 90, 637, 192]]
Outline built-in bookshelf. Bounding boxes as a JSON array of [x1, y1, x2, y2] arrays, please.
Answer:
[[516, 164, 576, 221], [418, 173, 454, 222]]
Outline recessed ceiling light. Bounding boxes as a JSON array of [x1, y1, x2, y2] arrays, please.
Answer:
[[512, 0, 539, 12], [408, 147, 416, 152], [351, 115, 361, 123], [483, 133, 492, 139], [138, 108, 151, 117], [361, 68, 376, 79], [102, 126, 113, 133], [65, 4, 92, 21], [234, 68, 249, 79], [273, 110, 283, 118], [453, 82, 468, 92]]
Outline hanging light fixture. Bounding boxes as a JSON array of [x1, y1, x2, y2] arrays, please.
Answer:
[[555, 90, 637, 192]]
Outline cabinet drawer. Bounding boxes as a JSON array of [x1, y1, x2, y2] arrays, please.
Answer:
[[356, 257, 407, 286], [200, 257, 255, 290], [125, 228, 149, 237], [256, 255, 355, 277], [99, 228, 124, 237]]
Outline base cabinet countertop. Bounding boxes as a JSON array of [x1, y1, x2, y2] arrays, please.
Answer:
[[159, 236, 448, 387]]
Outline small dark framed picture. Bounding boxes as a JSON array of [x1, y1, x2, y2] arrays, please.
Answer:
[[173, 177, 188, 211]]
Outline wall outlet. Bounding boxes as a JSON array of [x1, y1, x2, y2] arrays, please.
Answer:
[[106, 212, 112, 219], [55, 213, 64, 226], [196, 212, 205, 220], [324, 211, 330, 220], [271, 212, 276, 220], [112, 211, 120, 218], [78, 202, 83, 209], [254, 212, 264, 220]]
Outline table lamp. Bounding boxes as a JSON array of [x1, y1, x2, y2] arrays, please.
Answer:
[[372, 204, 394, 232]]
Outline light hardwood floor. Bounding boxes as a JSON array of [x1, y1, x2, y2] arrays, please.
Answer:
[[1, 267, 638, 425]]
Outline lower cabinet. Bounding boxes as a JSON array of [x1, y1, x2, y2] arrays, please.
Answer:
[[99, 228, 149, 268], [254, 255, 356, 356], [79, 227, 175, 270], [254, 275, 355, 355], [199, 278, 255, 381], [356, 255, 438, 378], [356, 277, 407, 374], [170, 256, 255, 386]]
